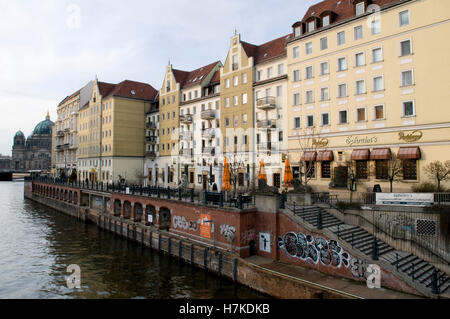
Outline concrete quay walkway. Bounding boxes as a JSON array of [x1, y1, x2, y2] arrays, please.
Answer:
[[245, 256, 422, 299]]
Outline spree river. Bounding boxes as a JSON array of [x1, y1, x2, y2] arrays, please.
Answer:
[[0, 182, 267, 299]]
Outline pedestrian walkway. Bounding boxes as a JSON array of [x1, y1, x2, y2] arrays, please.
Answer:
[[245, 256, 422, 299]]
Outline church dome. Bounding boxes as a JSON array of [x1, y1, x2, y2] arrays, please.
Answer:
[[33, 113, 54, 136], [14, 130, 25, 138]]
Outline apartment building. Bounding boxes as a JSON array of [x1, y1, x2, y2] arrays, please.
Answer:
[[286, 0, 450, 192], [77, 78, 158, 183], [158, 61, 221, 188], [53, 81, 93, 178], [144, 98, 160, 186]]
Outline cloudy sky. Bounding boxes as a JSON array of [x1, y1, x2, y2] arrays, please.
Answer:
[[0, 0, 314, 155]]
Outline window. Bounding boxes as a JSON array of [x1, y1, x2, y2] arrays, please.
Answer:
[[399, 10, 410, 26], [307, 115, 314, 127], [233, 96, 238, 106], [372, 48, 383, 63], [356, 80, 366, 95], [323, 15, 330, 27], [225, 97, 230, 107], [294, 26, 301, 37], [242, 114, 248, 124], [256, 70, 262, 81], [293, 93, 301, 106], [402, 70, 414, 87], [306, 66, 313, 79], [337, 31, 346, 45], [400, 40, 412, 56], [320, 37, 328, 50], [321, 113, 329, 126], [374, 105, 384, 120], [320, 62, 329, 75], [242, 73, 247, 84], [338, 84, 347, 98], [305, 162, 315, 178], [356, 2, 365, 15], [277, 64, 284, 76], [293, 69, 301, 82], [225, 79, 230, 88], [403, 101, 415, 117], [276, 86, 282, 97], [371, 20, 381, 35], [403, 159, 417, 180], [373, 76, 384, 91], [355, 52, 365, 67], [357, 107, 366, 122], [308, 21, 315, 32], [233, 76, 238, 86], [294, 117, 301, 129], [306, 42, 313, 55], [320, 87, 329, 101], [233, 115, 238, 126], [356, 161, 368, 179], [338, 57, 347, 71], [354, 25, 363, 40], [293, 46, 300, 58], [321, 161, 331, 179], [225, 118, 230, 126], [339, 110, 348, 124], [306, 90, 314, 104]]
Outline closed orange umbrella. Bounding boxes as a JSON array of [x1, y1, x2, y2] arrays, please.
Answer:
[[222, 157, 232, 191], [284, 158, 293, 187], [258, 160, 267, 182]]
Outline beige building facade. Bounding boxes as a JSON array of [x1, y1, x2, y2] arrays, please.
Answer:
[[286, 0, 450, 193]]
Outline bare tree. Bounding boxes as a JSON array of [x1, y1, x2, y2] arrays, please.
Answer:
[[227, 152, 248, 197], [368, 153, 403, 193], [296, 127, 326, 186], [424, 160, 450, 193], [134, 169, 147, 186]]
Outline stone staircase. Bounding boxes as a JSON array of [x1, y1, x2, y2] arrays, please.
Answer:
[[286, 204, 450, 297]]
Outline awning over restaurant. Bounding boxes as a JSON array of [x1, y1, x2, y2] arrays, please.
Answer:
[[301, 151, 317, 161], [317, 151, 334, 162], [351, 149, 370, 161], [397, 147, 421, 159], [370, 148, 391, 160]]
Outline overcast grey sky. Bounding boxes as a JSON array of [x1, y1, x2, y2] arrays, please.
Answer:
[[0, 0, 314, 155]]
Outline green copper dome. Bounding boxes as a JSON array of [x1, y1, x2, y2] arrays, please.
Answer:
[[33, 113, 54, 136], [14, 130, 25, 138]]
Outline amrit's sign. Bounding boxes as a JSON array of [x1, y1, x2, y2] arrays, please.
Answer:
[[376, 193, 434, 207]]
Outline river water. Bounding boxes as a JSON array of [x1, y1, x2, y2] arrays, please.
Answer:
[[0, 182, 267, 299]]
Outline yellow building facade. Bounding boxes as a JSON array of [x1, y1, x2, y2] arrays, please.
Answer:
[[286, 0, 450, 194]]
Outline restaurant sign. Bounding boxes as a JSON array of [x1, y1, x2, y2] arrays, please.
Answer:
[[376, 193, 434, 207], [346, 136, 378, 146]]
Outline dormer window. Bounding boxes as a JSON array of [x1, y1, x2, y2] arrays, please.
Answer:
[[294, 26, 301, 37], [356, 1, 365, 15], [322, 15, 330, 27], [308, 21, 315, 32]]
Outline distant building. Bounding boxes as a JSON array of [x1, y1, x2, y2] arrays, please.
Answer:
[[12, 113, 54, 172], [0, 155, 11, 171]]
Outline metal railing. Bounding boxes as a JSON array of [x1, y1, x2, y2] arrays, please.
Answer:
[[256, 96, 276, 109], [256, 119, 277, 129], [200, 110, 216, 120]]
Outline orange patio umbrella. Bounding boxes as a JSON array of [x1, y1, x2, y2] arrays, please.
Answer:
[[284, 158, 293, 187], [222, 157, 232, 191], [258, 160, 267, 182]]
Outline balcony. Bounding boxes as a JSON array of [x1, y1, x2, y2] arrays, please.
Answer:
[[179, 131, 192, 140], [146, 135, 157, 144], [57, 130, 64, 137], [256, 119, 277, 129], [179, 114, 193, 124], [179, 148, 193, 157], [201, 128, 216, 139], [256, 96, 276, 110], [69, 144, 77, 150], [201, 109, 216, 120], [202, 146, 216, 156], [146, 122, 157, 130], [146, 151, 157, 159], [55, 145, 64, 152]]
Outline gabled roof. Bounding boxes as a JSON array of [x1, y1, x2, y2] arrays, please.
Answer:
[[58, 89, 80, 107], [210, 70, 221, 84], [173, 61, 220, 89], [301, 0, 398, 25], [98, 81, 116, 97], [105, 80, 158, 101], [241, 34, 293, 65]]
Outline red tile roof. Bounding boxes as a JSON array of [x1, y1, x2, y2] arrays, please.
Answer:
[[301, 0, 399, 25], [105, 80, 158, 101], [98, 81, 116, 97], [241, 34, 293, 64], [210, 70, 221, 84], [173, 61, 221, 89]]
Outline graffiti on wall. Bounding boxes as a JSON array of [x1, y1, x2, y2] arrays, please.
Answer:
[[378, 213, 416, 232], [241, 229, 257, 243], [219, 224, 236, 242], [172, 215, 199, 231], [278, 232, 350, 268]]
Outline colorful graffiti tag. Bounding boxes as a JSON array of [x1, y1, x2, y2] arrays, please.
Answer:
[[278, 232, 350, 268]]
